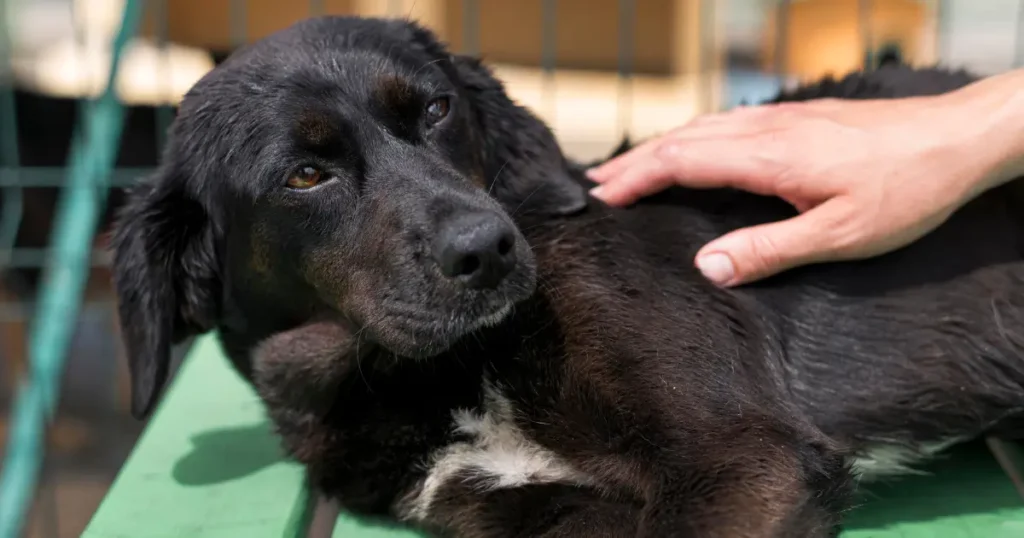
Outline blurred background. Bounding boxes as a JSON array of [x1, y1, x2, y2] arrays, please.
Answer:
[[0, 0, 1022, 536]]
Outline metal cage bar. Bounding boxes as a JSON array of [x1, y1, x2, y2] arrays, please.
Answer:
[[462, 0, 480, 57], [774, 0, 791, 82], [1016, 0, 1024, 67], [154, 0, 174, 153], [0, 2, 145, 536], [616, 0, 636, 139], [541, 0, 557, 120], [859, 0, 875, 68], [0, 3, 22, 270]]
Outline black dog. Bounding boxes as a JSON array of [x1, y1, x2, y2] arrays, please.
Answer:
[[110, 16, 1024, 537]]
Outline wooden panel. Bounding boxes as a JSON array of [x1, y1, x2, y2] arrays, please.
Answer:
[[142, 0, 704, 75], [446, 0, 679, 74], [139, 0, 357, 49], [763, 0, 930, 81]]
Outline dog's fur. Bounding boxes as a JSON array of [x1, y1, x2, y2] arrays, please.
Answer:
[[110, 16, 1024, 538]]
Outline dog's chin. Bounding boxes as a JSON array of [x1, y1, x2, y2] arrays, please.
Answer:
[[362, 257, 537, 358], [371, 299, 519, 359]]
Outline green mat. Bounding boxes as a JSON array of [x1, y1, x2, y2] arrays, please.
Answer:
[[83, 334, 1024, 537], [842, 442, 1024, 537]]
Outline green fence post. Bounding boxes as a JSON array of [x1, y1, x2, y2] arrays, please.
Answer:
[[0, 1, 144, 536], [0, 0, 23, 263]]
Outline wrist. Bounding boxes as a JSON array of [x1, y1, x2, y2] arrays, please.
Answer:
[[945, 69, 1024, 197]]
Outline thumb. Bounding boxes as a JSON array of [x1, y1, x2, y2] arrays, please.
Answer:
[[694, 204, 847, 286]]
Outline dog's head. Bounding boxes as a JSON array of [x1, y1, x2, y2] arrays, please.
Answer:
[[111, 16, 588, 418]]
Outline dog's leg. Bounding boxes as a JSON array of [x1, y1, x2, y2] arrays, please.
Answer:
[[414, 478, 639, 538], [524, 367, 853, 537], [404, 425, 848, 538], [633, 423, 851, 538]]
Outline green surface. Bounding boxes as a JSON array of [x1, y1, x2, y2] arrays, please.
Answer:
[[82, 335, 313, 538], [842, 442, 1024, 537], [86, 334, 1024, 537], [332, 518, 426, 538]]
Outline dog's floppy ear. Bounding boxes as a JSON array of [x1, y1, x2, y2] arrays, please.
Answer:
[[450, 54, 588, 217], [401, 22, 585, 215], [111, 160, 221, 419], [572, 136, 633, 171]]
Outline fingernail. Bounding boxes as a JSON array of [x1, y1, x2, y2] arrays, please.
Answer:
[[696, 253, 736, 286], [589, 185, 605, 199], [585, 168, 602, 179]]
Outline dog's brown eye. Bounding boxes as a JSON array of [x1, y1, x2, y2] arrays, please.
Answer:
[[287, 166, 323, 189], [425, 97, 450, 125]]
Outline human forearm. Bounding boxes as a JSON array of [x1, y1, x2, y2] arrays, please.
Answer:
[[943, 68, 1024, 196]]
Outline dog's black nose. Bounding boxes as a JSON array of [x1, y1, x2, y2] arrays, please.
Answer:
[[435, 212, 517, 289]]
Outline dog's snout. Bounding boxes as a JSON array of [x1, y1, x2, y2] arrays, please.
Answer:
[[434, 212, 517, 289]]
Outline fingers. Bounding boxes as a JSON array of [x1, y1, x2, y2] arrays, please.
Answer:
[[587, 155, 678, 206], [588, 108, 760, 182], [588, 135, 786, 206], [583, 103, 865, 285], [587, 107, 798, 206], [587, 135, 665, 185], [693, 202, 850, 287]]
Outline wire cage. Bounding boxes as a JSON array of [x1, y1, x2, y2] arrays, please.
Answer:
[[0, 0, 1023, 537]]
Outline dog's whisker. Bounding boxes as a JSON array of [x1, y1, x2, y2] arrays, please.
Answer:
[[411, 58, 444, 80], [355, 352, 373, 392], [487, 159, 511, 196], [509, 183, 545, 219], [404, 0, 420, 22], [352, 326, 375, 392]]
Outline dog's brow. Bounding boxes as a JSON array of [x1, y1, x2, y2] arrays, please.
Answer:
[[374, 74, 416, 108], [296, 113, 339, 147]]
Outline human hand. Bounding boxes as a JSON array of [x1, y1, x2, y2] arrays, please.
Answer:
[[586, 80, 1022, 287]]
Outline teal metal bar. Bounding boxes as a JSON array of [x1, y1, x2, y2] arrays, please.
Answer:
[[0, 166, 152, 187], [3, 248, 112, 269], [0, 0, 144, 536], [0, 0, 24, 266]]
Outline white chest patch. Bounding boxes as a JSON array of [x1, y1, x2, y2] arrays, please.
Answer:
[[397, 381, 590, 522]]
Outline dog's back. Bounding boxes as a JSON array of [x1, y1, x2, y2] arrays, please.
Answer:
[[557, 64, 1024, 477]]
